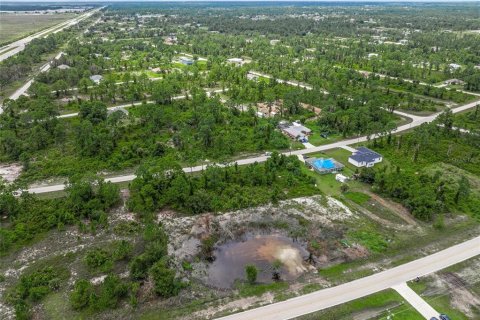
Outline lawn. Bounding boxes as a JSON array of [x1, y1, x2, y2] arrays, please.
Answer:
[[0, 13, 76, 45], [408, 278, 475, 320], [301, 148, 370, 196]]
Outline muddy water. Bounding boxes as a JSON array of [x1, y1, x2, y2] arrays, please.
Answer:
[[206, 234, 309, 288]]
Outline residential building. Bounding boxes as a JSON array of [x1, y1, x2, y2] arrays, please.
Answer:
[[227, 58, 244, 66], [279, 121, 312, 142], [90, 74, 103, 84], [444, 79, 465, 86], [180, 57, 194, 65], [449, 63, 461, 70], [348, 147, 383, 168]]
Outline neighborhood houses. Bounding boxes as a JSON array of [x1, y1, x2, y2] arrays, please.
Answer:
[[348, 147, 383, 168]]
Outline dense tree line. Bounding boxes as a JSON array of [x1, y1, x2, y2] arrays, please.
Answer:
[[128, 152, 318, 215], [359, 116, 480, 221], [0, 177, 120, 254]]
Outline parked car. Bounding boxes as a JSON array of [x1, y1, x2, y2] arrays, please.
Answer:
[[430, 318, 439, 320], [439, 315, 451, 320]]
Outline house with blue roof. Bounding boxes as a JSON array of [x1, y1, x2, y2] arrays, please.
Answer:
[[348, 147, 383, 168]]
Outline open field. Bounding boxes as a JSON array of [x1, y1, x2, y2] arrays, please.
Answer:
[[0, 13, 76, 45]]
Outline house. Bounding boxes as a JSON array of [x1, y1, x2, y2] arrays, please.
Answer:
[[90, 74, 103, 84], [348, 147, 383, 168], [227, 58, 244, 66], [180, 57, 194, 65], [305, 157, 344, 174], [444, 79, 465, 86], [57, 64, 70, 70], [335, 174, 349, 183], [398, 39, 408, 45], [368, 53, 379, 59], [165, 34, 177, 45], [247, 73, 259, 81], [449, 63, 461, 70], [279, 121, 312, 142]]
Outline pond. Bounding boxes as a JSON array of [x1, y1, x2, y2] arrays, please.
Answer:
[[206, 234, 310, 288]]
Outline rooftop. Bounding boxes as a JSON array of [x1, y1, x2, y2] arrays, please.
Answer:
[[349, 147, 382, 163]]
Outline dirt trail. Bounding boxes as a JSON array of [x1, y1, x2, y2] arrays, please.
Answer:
[[364, 191, 418, 226], [347, 200, 398, 229]]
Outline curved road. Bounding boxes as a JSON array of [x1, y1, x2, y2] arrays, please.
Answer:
[[26, 98, 480, 194], [216, 235, 480, 320]]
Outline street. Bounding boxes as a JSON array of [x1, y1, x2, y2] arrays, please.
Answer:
[[215, 236, 480, 320]]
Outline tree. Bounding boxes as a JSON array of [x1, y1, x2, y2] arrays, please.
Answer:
[[149, 258, 181, 298], [245, 264, 258, 284], [340, 184, 350, 193], [70, 280, 94, 310]]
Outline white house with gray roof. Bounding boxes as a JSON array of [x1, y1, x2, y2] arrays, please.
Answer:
[[348, 147, 383, 168]]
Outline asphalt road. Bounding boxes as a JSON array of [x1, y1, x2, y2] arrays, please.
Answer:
[[25, 98, 480, 194], [0, 8, 101, 62], [215, 236, 480, 320]]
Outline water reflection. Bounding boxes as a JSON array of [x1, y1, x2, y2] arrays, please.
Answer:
[[206, 234, 309, 288]]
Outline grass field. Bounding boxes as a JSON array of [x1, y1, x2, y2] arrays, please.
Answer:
[[0, 13, 76, 45]]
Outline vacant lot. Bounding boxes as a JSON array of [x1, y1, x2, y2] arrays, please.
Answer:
[[0, 13, 75, 45]]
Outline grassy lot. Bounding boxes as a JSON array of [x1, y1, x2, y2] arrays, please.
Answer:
[[408, 281, 471, 320], [297, 289, 424, 320], [407, 258, 480, 320], [0, 13, 76, 45], [453, 109, 480, 131]]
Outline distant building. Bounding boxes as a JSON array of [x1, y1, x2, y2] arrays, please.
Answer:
[[444, 79, 465, 86], [180, 57, 194, 65], [348, 147, 383, 168], [368, 53, 379, 59], [306, 157, 344, 174], [247, 73, 258, 81], [165, 34, 177, 45], [90, 74, 103, 84], [57, 64, 70, 70], [279, 121, 312, 143], [449, 63, 461, 70], [227, 58, 244, 66]]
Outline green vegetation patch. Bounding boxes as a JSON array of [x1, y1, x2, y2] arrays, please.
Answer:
[[344, 192, 371, 205]]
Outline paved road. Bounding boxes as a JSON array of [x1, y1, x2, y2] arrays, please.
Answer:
[[57, 88, 228, 119], [392, 283, 438, 319], [215, 236, 480, 320], [354, 69, 480, 97], [0, 8, 102, 62], [25, 98, 480, 194], [248, 71, 329, 95]]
